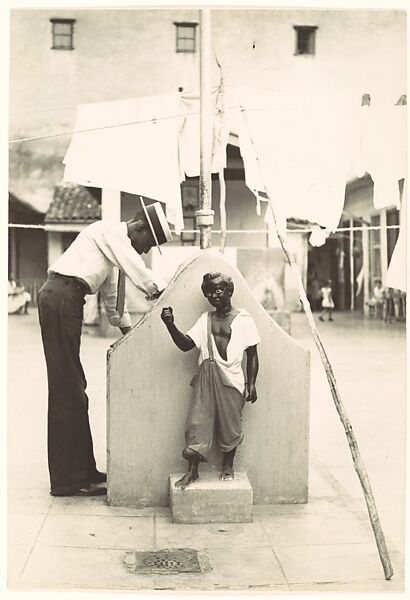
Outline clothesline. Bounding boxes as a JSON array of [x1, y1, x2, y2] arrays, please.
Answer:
[[9, 104, 244, 144], [9, 86, 406, 117], [8, 223, 401, 233], [9, 100, 405, 145]]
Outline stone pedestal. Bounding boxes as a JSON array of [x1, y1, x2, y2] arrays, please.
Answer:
[[107, 250, 310, 507], [170, 471, 253, 524]]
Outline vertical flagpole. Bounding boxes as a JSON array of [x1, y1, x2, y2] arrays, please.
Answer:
[[349, 218, 355, 310], [196, 8, 214, 249]]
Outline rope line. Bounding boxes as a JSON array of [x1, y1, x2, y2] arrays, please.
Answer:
[[10, 87, 406, 116], [8, 223, 401, 232], [9, 104, 242, 144], [12, 100, 405, 144]]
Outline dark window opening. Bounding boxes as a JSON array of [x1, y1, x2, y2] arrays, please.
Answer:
[[386, 208, 400, 266], [294, 25, 317, 55], [180, 180, 199, 244], [50, 18, 75, 50], [174, 22, 197, 53]]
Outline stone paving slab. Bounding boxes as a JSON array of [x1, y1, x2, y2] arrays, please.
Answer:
[[8, 491, 53, 515], [8, 514, 47, 547], [258, 511, 374, 546], [274, 542, 404, 585], [34, 514, 155, 551], [15, 546, 156, 590], [289, 580, 405, 592], [147, 545, 288, 590], [155, 515, 270, 550], [8, 545, 33, 586], [253, 496, 362, 516], [50, 496, 155, 517]]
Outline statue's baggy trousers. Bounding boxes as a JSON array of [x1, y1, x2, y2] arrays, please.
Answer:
[[38, 274, 97, 495], [185, 313, 245, 461]]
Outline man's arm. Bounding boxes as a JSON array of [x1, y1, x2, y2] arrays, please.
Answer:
[[161, 307, 195, 352], [99, 223, 165, 295], [245, 345, 259, 403], [99, 268, 132, 333]]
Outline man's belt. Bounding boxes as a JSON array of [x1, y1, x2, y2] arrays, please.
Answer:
[[49, 272, 91, 295]]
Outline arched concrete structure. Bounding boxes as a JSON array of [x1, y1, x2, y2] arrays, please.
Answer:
[[107, 250, 309, 506]]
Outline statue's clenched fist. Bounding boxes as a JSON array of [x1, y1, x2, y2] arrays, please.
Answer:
[[161, 307, 174, 325]]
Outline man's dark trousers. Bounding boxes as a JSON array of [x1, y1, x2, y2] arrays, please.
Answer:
[[38, 274, 97, 495]]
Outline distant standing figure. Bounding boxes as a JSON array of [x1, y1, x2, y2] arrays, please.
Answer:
[[161, 272, 260, 489], [319, 279, 335, 322], [372, 279, 385, 319], [8, 280, 31, 315]]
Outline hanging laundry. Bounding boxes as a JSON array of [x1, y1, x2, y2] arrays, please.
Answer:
[[63, 93, 185, 232], [231, 86, 357, 235], [386, 184, 406, 291], [352, 95, 406, 209], [309, 226, 330, 248], [179, 88, 230, 178]]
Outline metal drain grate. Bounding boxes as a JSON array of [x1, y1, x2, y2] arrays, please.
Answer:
[[123, 549, 202, 574]]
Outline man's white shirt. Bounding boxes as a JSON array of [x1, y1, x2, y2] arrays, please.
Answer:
[[49, 220, 165, 328]]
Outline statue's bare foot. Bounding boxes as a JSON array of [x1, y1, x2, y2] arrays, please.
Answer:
[[220, 466, 235, 481], [175, 471, 198, 490]]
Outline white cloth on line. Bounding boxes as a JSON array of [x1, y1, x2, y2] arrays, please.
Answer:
[[179, 88, 230, 178], [309, 226, 330, 248], [231, 86, 357, 235], [62, 87, 406, 241], [351, 100, 406, 209], [63, 93, 185, 233]]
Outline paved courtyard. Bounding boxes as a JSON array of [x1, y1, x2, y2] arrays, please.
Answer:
[[7, 309, 406, 593]]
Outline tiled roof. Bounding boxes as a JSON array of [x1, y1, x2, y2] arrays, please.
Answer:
[[45, 183, 101, 223]]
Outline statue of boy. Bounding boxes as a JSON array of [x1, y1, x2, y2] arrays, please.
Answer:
[[161, 272, 260, 489]]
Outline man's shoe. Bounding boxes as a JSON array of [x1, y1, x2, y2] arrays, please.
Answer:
[[51, 485, 107, 497], [319, 316, 324, 321], [89, 470, 107, 484]]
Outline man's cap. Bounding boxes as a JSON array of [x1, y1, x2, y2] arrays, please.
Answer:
[[140, 197, 173, 254]]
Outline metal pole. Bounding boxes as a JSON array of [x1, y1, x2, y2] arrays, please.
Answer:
[[350, 218, 355, 310], [196, 8, 214, 249], [363, 224, 370, 316], [380, 209, 388, 283]]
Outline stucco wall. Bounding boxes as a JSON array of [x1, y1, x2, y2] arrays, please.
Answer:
[[107, 250, 310, 506]]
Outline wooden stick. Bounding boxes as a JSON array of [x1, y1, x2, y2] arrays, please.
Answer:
[[240, 106, 394, 580]]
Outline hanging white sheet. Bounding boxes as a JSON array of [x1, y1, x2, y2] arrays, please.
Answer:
[[62, 87, 406, 243], [231, 86, 358, 235], [63, 93, 184, 232], [352, 97, 406, 209]]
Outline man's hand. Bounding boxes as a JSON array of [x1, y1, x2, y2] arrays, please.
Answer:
[[145, 289, 163, 301], [245, 383, 257, 403], [161, 307, 174, 326]]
